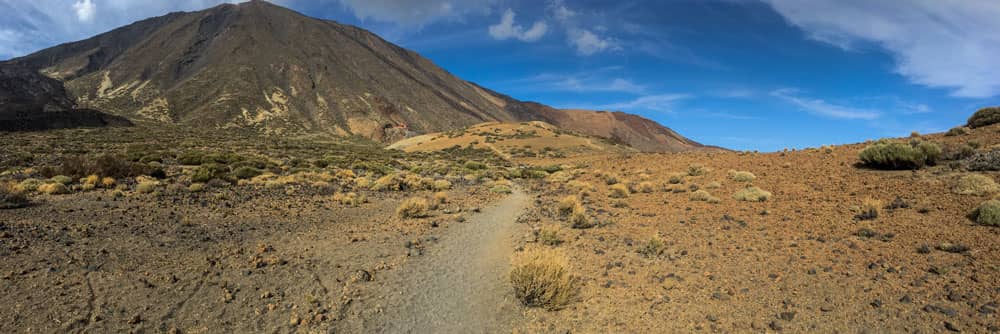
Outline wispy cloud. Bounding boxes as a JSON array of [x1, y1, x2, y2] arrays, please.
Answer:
[[581, 93, 692, 113], [770, 88, 881, 120], [335, 0, 496, 27], [488, 8, 547, 42], [763, 0, 1000, 98], [547, 0, 620, 55], [497, 70, 646, 95]]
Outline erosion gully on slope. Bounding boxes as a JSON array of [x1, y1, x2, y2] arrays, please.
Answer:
[[355, 187, 530, 333]]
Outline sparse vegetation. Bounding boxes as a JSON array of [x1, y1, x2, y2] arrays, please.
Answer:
[[537, 229, 563, 246], [38, 183, 69, 195], [397, 197, 429, 218], [0, 182, 30, 209], [945, 126, 970, 136], [557, 195, 579, 215], [856, 198, 881, 220], [608, 183, 630, 198], [433, 191, 449, 204], [728, 170, 756, 182], [509, 249, 579, 310], [970, 199, 1000, 226], [637, 236, 666, 258], [967, 106, 1000, 128], [637, 181, 655, 193], [568, 204, 593, 229], [858, 139, 941, 169], [733, 186, 771, 202], [965, 150, 1000, 171], [687, 164, 708, 176], [136, 180, 159, 194], [689, 189, 720, 203], [334, 192, 367, 207], [952, 174, 999, 196], [432, 179, 452, 190]]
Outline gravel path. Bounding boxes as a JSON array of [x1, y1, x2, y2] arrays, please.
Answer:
[[374, 188, 530, 333]]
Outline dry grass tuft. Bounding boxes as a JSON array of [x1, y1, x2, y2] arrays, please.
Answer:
[[637, 181, 655, 193], [689, 189, 720, 203], [397, 197, 429, 218], [733, 186, 772, 202], [952, 174, 999, 196], [432, 179, 452, 191], [608, 183, 630, 198], [38, 183, 70, 195], [687, 164, 709, 176], [334, 192, 367, 207], [0, 182, 30, 209], [557, 195, 580, 215], [728, 170, 756, 182], [856, 197, 881, 220], [510, 249, 580, 310], [433, 191, 449, 204]]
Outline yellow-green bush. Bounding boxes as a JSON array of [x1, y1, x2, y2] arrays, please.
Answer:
[[397, 197, 429, 218], [733, 186, 772, 202], [608, 183, 630, 198], [509, 249, 579, 310], [858, 139, 941, 169], [971, 199, 1000, 226], [953, 174, 1000, 196]]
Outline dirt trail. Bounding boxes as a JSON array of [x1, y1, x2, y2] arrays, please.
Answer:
[[371, 187, 530, 333]]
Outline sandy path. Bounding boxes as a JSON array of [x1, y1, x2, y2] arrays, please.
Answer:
[[372, 188, 529, 333]]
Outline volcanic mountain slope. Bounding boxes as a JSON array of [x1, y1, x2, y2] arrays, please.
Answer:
[[0, 0, 705, 151]]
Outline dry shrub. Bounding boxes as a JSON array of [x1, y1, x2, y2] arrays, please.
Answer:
[[689, 189, 720, 203], [81, 174, 100, 187], [967, 106, 1000, 128], [100, 177, 116, 188], [509, 249, 579, 310], [334, 192, 367, 207], [0, 182, 30, 209], [608, 183, 629, 198], [433, 191, 449, 204], [728, 170, 756, 182], [638, 181, 655, 193], [733, 186, 772, 202], [566, 180, 595, 193], [667, 173, 685, 184], [50, 175, 73, 185], [188, 183, 206, 192], [432, 179, 452, 190], [38, 183, 69, 195], [952, 174, 999, 196], [568, 203, 593, 229], [397, 197, 429, 218], [546, 171, 573, 183], [373, 172, 431, 191], [557, 195, 580, 215], [637, 236, 666, 258], [354, 176, 371, 189], [537, 229, 563, 246], [136, 180, 160, 194], [687, 164, 708, 176], [856, 197, 881, 220], [705, 181, 721, 189]]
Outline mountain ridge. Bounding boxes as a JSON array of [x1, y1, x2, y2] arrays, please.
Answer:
[[0, 0, 708, 152]]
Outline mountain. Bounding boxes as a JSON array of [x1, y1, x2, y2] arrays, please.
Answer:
[[0, 0, 706, 152]]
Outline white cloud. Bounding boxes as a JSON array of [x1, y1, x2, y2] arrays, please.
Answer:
[[337, 0, 495, 26], [73, 0, 96, 22], [498, 70, 645, 94], [568, 29, 617, 55], [591, 94, 691, 113], [770, 88, 881, 120], [488, 9, 547, 42], [762, 0, 1000, 98]]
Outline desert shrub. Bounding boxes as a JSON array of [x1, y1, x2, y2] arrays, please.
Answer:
[[81, 174, 100, 187], [432, 179, 452, 190], [464, 161, 487, 170], [232, 166, 263, 180], [945, 126, 970, 136], [372, 172, 431, 191], [177, 152, 204, 165], [729, 170, 756, 182], [57, 155, 153, 179], [490, 185, 513, 194], [566, 180, 595, 193], [637, 181, 655, 193], [705, 181, 721, 189], [667, 173, 685, 184], [967, 106, 1000, 128], [50, 175, 73, 185], [687, 164, 708, 176], [952, 174, 1000, 195], [192, 163, 230, 183], [334, 192, 366, 207], [608, 183, 630, 198], [433, 191, 448, 204], [971, 200, 1000, 226], [537, 229, 563, 246], [0, 182, 29, 209], [856, 198, 881, 220], [941, 142, 977, 161], [733, 186, 772, 202], [18, 179, 43, 192], [858, 140, 941, 169], [136, 181, 159, 194], [38, 183, 69, 195], [910, 131, 921, 138], [557, 196, 580, 215], [354, 176, 371, 189], [601, 173, 620, 185], [509, 249, 579, 310], [546, 171, 573, 183], [188, 183, 205, 192], [568, 204, 593, 229], [965, 150, 1000, 171], [689, 190, 720, 203], [98, 176, 115, 188], [397, 197, 429, 218], [637, 236, 666, 258]]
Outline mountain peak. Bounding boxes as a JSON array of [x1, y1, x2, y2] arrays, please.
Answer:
[[0, 1, 705, 151]]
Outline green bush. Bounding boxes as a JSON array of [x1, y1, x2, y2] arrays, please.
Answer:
[[232, 166, 263, 180], [971, 200, 1000, 226], [858, 139, 941, 169], [192, 163, 230, 183], [945, 126, 970, 136], [967, 106, 1000, 128]]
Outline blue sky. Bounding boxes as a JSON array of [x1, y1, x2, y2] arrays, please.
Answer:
[[2, 0, 999, 151]]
